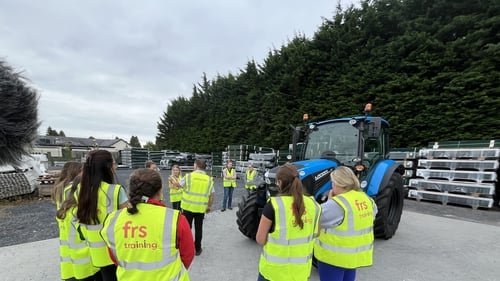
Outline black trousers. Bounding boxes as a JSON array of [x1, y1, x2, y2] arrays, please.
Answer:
[[172, 201, 181, 210], [182, 209, 205, 251], [100, 264, 117, 281]]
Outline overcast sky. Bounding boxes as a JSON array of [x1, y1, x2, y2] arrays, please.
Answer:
[[0, 0, 355, 146]]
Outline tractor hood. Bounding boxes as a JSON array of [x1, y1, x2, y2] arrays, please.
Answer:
[[293, 159, 339, 179], [265, 158, 340, 199]]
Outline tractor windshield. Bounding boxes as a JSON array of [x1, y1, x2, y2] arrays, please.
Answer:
[[304, 122, 359, 164]]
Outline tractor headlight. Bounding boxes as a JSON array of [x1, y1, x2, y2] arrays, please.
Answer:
[[264, 170, 271, 184]]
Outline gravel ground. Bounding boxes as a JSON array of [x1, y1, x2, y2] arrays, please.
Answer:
[[1, 168, 498, 247], [0, 169, 248, 247]]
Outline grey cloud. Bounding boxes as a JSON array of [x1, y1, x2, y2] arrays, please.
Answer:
[[1, 0, 354, 144]]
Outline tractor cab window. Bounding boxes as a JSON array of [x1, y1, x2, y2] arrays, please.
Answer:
[[304, 122, 358, 164], [364, 126, 388, 166]]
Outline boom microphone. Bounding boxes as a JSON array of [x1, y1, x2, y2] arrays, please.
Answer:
[[0, 60, 40, 166]]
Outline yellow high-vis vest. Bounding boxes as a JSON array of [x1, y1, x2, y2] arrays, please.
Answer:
[[169, 174, 183, 203], [100, 204, 189, 281], [314, 190, 375, 269], [56, 185, 75, 279], [245, 170, 257, 190], [180, 172, 214, 213], [259, 196, 321, 281], [78, 182, 121, 267], [223, 168, 236, 187], [58, 185, 99, 280]]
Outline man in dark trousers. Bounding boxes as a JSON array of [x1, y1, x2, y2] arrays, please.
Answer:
[[173, 159, 214, 256]]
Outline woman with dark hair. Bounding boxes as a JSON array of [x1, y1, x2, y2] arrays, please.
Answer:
[[53, 161, 96, 281], [256, 163, 321, 281], [57, 176, 101, 281], [76, 150, 129, 281], [100, 168, 194, 281]]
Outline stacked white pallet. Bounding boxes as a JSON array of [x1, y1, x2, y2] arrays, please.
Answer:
[[408, 147, 499, 209]]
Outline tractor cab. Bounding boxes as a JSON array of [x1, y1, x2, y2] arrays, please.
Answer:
[[286, 104, 392, 200], [238, 104, 405, 240]]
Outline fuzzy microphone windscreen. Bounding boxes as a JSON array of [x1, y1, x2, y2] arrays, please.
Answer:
[[0, 60, 40, 166]]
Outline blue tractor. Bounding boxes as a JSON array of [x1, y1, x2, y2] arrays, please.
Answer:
[[236, 104, 405, 239]]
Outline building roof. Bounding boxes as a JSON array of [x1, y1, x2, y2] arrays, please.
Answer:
[[34, 136, 129, 148]]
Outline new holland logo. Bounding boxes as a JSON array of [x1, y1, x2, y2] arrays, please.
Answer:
[[314, 169, 333, 181]]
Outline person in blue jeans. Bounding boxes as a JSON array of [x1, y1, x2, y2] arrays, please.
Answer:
[[221, 161, 237, 211]]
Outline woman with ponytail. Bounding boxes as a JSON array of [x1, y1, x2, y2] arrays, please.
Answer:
[[100, 168, 194, 281], [76, 149, 128, 281], [256, 163, 321, 281], [56, 176, 101, 281]]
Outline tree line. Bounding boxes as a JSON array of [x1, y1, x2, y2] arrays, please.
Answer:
[[156, 0, 500, 153]]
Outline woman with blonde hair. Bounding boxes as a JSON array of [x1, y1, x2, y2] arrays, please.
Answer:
[[314, 166, 378, 281], [52, 161, 83, 206], [256, 163, 321, 281], [168, 164, 183, 210]]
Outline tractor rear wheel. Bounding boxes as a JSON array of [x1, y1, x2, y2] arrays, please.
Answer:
[[374, 172, 404, 239], [236, 191, 260, 240]]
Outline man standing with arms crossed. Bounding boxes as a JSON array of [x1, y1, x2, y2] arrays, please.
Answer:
[[173, 158, 214, 256]]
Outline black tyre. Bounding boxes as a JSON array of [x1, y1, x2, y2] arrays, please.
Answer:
[[374, 172, 404, 239], [236, 191, 260, 240]]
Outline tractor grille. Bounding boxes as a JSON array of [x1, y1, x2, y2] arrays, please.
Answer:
[[314, 172, 331, 195]]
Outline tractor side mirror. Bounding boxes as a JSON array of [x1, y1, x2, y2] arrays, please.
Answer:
[[366, 117, 381, 138]]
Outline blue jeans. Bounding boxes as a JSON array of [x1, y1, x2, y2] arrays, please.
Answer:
[[257, 273, 269, 281], [317, 260, 356, 281], [222, 187, 234, 209]]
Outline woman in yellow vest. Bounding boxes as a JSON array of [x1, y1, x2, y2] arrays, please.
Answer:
[[221, 161, 237, 211], [100, 168, 195, 281], [53, 161, 84, 281], [76, 150, 129, 281], [168, 164, 183, 210], [245, 164, 257, 195], [314, 166, 378, 281], [256, 163, 321, 281], [57, 176, 101, 281]]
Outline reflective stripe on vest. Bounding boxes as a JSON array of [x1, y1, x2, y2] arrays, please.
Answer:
[[57, 184, 74, 279], [68, 210, 100, 278], [181, 173, 213, 213], [79, 183, 120, 266], [245, 170, 257, 190], [259, 196, 321, 281], [223, 168, 236, 187], [106, 209, 179, 270], [59, 183, 99, 279], [323, 196, 373, 237], [101, 205, 188, 281], [314, 191, 374, 269]]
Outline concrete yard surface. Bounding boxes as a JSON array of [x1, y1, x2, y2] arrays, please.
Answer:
[[1, 209, 499, 281]]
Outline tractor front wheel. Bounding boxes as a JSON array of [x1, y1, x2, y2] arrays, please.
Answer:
[[236, 191, 260, 240], [374, 172, 404, 239]]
